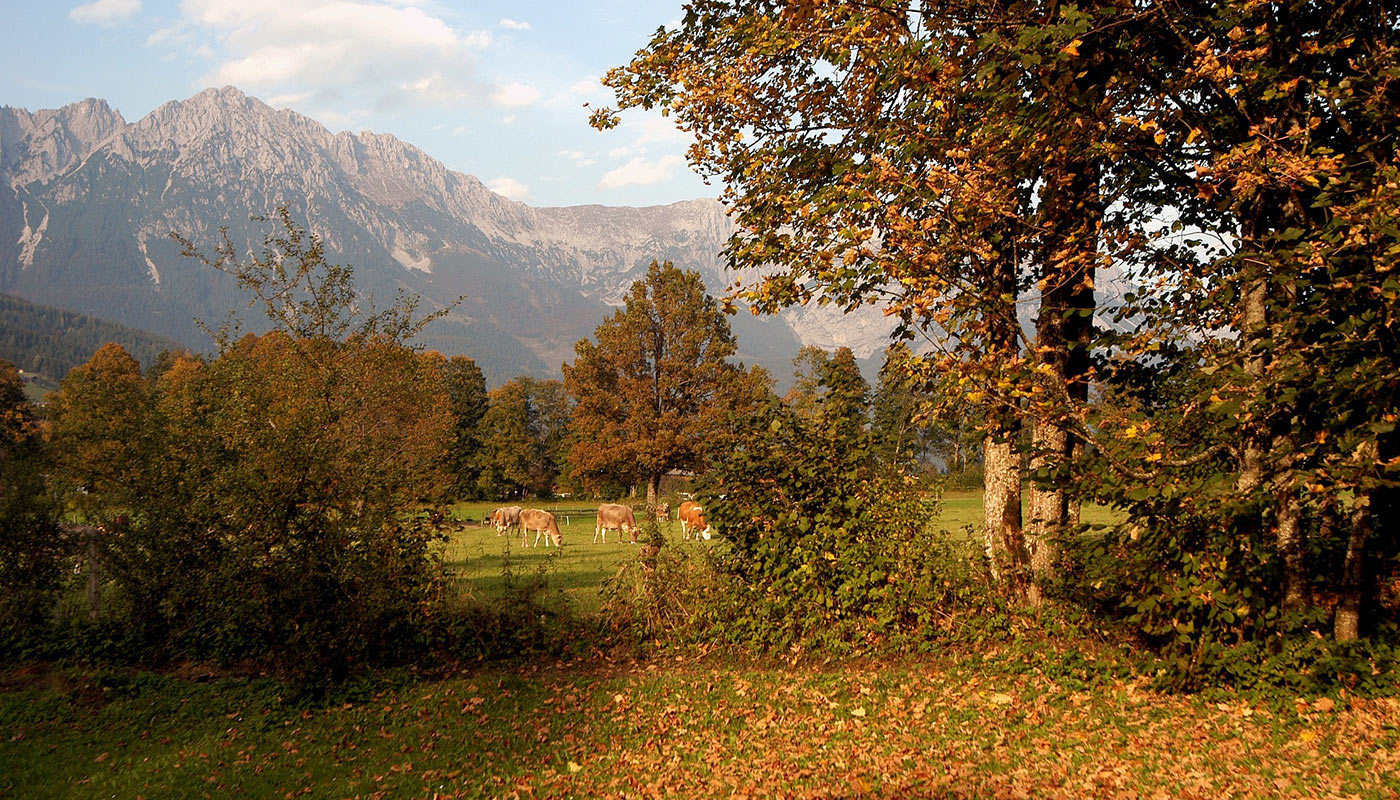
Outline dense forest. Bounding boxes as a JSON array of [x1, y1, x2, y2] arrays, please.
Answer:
[[0, 293, 186, 383]]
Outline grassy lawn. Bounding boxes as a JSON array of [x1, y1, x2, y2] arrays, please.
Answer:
[[2, 654, 1394, 799]]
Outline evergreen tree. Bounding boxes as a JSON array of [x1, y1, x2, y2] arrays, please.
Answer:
[[441, 355, 488, 498]]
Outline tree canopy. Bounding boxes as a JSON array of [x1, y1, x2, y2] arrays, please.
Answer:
[[594, 0, 1400, 644], [565, 260, 769, 504]]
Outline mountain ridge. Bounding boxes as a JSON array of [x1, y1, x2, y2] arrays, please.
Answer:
[[0, 87, 890, 385]]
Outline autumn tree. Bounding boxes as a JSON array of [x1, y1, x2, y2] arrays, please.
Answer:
[[48, 343, 150, 521], [592, 1, 1153, 593], [1078, 0, 1400, 644], [98, 210, 459, 674], [565, 260, 769, 505]]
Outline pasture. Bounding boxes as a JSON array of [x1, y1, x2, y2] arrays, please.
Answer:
[[438, 493, 1120, 617], [5, 495, 1395, 799], [440, 501, 701, 616]]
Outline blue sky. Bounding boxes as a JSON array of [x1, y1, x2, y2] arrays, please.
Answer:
[[1, 0, 713, 208]]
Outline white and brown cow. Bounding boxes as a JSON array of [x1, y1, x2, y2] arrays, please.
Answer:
[[491, 505, 523, 542], [679, 500, 712, 541], [595, 503, 639, 544]]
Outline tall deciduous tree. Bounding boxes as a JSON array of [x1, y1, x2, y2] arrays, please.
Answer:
[[48, 343, 150, 520], [1114, 0, 1400, 637], [599, 0, 1399, 637], [565, 260, 768, 505], [591, 0, 1137, 593]]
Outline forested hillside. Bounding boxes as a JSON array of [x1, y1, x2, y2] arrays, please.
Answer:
[[0, 293, 186, 381]]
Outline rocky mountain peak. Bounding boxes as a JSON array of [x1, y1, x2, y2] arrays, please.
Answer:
[[0, 97, 125, 185]]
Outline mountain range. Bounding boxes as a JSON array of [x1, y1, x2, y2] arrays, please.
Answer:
[[0, 87, 893, 386]]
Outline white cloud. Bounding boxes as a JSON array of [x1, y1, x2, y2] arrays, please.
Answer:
[[598, 155, 685, 189], [493, 81, 540, 108], [70, 0, 142, 26], [499, 18, 531, 30], [488, 177, 532, 201], [168, 0, 502, 114], [608, 145, 633, 160], [558, 150, 596, 167]]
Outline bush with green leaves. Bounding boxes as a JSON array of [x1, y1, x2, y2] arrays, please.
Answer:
[[0, 360, 65, 643], [1059, 435, 1400, 691], [695, 401, 956, 652]]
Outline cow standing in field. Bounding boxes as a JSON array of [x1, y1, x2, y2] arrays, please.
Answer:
[[521, 508, 563, 548], [491, 506, 523, 542], [595, 503, 639, 544], [679, 500, 712, 540], [653, 502, 670, 523]]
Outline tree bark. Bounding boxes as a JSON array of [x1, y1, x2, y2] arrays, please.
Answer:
[[1336, 439, 1381, 640], [983, 424, 1023, 588], [1025, 152, 1099, 606], [646, 473, 661, 511], [1274, 476, 1308, 614], [1335, 491, 1372, 641]]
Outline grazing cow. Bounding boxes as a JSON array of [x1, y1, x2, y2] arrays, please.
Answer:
[[679, 500, 712, 541], [521, 508, 563, 548], [653, 502, 670, 522], [595, 503, 639, 544], [491, 506, 523, 541]]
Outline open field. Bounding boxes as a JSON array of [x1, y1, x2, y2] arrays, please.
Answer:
[[440, 493, 1121, 616], [440, 501, 705, 616], [2, 653, 1395, 799]]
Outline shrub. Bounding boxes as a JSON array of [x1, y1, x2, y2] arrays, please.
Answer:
[[694, 403, 956, 652]]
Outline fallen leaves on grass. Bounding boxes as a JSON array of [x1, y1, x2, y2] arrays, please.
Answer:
[[3, 657, 1398, 800]]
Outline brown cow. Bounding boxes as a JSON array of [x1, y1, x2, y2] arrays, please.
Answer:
[[521, 508, 563, 548], [595, 503, 638, 544], [653, 502, 670, 522], [679, 500, 712, 541], [491, 505, 523, 540]]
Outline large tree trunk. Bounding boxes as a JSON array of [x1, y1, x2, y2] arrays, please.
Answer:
[[1026, 152, 1099, 606], [981, 243, 1026, 593], [1274, 476, 1308, 613], [1336, 438, 1382, 640], [1336, 491, 1373, 641], [646, 473, 661, 510], [983, 425, 1023, 588]]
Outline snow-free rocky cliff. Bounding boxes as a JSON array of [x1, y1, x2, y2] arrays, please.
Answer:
[[0, 87, 901, 385]]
